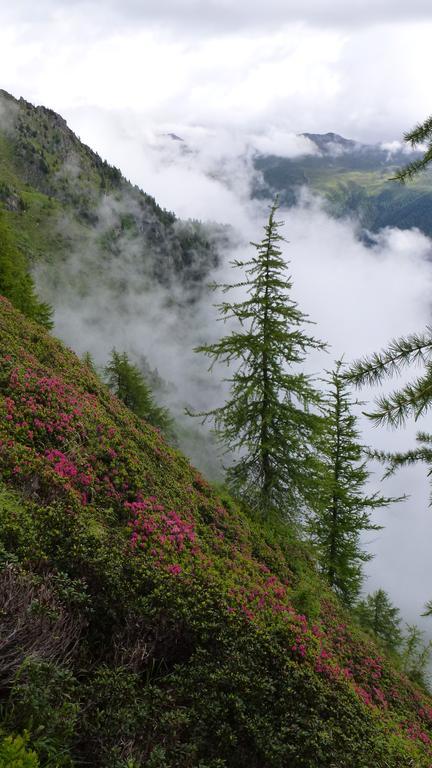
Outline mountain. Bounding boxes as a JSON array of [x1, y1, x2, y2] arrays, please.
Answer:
[[253, 132, 432, 236], [302, 131, 360, 154], [1, 296, 432, 766], [0, 88, 223, 298], [0, 89, 233, 474]]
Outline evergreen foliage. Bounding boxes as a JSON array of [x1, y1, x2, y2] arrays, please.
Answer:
[[400, 624, 432, 690], [356, 589, 402, 651], [308, 363, 396, 606], [347, 332, 432, 500], [347, 329, 432, 427], [192, 200, 326, 519], [393, 115, 432, 181], [104, 349, 174, 439], [82, 351, 97, 372], [0, 211, 52, 328]]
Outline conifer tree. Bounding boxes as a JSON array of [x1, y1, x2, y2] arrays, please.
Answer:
[[82, 351, 97, 372], [105, 350, 174, 439], [400, 624, 432, 689], [308, 363, 397, 605], [347, 331, 432, 496], [393, 114, 432, 182], [356, 589, 402, 651], [347, 330, 432, 428], [192, 200, 326, 519]]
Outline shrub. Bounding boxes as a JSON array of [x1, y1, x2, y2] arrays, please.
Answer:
[[6, 661, 78, 768], [0, 734, 39, 768], [0, 566, 82, 687]]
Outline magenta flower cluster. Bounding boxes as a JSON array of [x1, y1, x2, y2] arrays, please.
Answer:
[[127, 496, 198, 575]]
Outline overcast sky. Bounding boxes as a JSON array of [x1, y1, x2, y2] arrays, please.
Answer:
[[1, 0, 432, 145]]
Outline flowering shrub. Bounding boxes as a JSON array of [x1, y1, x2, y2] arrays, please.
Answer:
[[0, 296, 432, 766]]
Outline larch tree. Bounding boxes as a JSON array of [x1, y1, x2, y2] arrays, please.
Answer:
[[356, 589, 402, 651], [347, 332, 432, 616], [308, 362, 398, 606], [393, 114, 432, 182], [400, 624, 432, 689], [191, 200, 326, 520], [346, 331, 432, 497], [105, 349, 174, 439]]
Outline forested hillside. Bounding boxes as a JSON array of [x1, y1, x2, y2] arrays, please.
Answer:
[[0, 89, 230, 473], [0, 88, 223, 299], [253, 132, 432, 236]]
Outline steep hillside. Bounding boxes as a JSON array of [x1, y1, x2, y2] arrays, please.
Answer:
[[0, 89, 228, 474], [0, 89, 222, 299], [254, 133, 432, 236], [1, 297, 432, 767]]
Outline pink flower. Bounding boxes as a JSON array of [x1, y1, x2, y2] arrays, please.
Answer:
[[167, 564, 182, 576]]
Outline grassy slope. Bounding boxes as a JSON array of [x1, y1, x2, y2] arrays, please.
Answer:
[[255, 151, 432, 236], [0, 91, 119, 268], [0, 89, 219, 297], [0, 297, 432, 767]]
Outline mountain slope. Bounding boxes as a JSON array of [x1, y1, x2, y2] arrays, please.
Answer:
[[254, 133, 432, 236], [0, 89, 230, 475], [0, 88, 222, 299], [1, 297, 432, 766]]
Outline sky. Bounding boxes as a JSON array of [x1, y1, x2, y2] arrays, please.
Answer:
[[2, 1, 432, 634], [1, 0, 432, 145]]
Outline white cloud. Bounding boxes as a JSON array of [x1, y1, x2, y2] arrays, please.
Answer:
[[5, 0, 432, 32], [249, 129, 318, 158], [1, 5, 432, 144]]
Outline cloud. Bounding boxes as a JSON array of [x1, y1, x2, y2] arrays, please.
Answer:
[[2, 3, 432, 145], [249, 129, 318, 158], [5, 0, 432, 32]]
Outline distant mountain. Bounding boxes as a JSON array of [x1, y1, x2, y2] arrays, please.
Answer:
[[253, 132, 432, 236], [301, 131, 360, 154], [164, 132, 185, 142]]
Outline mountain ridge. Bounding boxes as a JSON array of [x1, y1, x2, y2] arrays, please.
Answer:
[[0, 88, 224, 296]]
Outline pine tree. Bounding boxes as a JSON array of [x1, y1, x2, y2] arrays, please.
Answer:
[[347, 329, 432, 428], [105, 350, 174, 439], [191, 200, 326, 519], [308, 363, 397, 605], [356, 589, 402, 651]]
